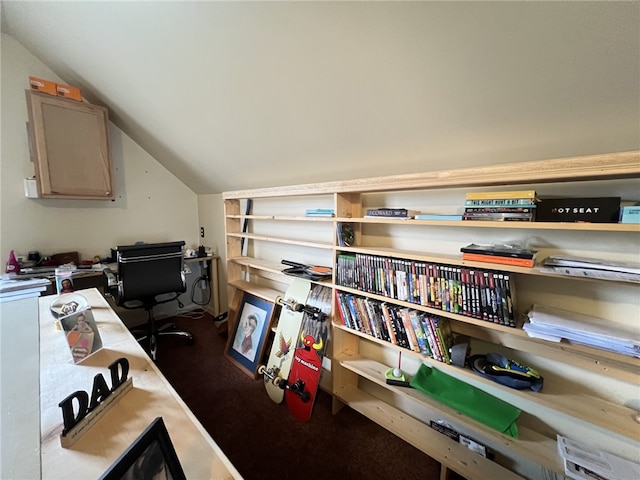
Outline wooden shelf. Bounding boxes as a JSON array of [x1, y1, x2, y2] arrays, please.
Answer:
[[333, 382, 527, 480], [226, 232, 333, 250], [335, 352, 563, 477], [334, 340, 639, 443], [334, 286, 640, 385], [224, 151, 640, 477]]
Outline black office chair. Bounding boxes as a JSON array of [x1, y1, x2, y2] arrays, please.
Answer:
[[103, 241, 193, 361]]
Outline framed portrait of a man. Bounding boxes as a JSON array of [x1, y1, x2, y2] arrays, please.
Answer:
[[224, 292, 274, 378]]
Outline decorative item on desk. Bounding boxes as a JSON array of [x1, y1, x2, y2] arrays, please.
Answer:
[[58, 306, 103, 364], [5, 250, 20, 274], [55, 267, 75, 294], [98, 417, 186, 480]]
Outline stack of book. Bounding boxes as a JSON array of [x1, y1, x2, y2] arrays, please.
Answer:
[[461, 243, 537, 268], [463, 190, 537, 222]]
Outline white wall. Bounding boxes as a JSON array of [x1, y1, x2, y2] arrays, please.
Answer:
[[0, 33, 199, 266]]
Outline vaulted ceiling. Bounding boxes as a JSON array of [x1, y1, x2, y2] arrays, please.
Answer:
[[2, 1, 639, 194]]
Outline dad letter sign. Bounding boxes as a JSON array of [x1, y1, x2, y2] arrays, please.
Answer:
[[58, 357, 133, 447]]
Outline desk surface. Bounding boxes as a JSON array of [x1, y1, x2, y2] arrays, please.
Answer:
[[39, 288, 240, 479]]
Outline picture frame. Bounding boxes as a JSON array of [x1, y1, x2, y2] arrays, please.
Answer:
[[98, 417, 186, 480], [224, 291, 275, 379]]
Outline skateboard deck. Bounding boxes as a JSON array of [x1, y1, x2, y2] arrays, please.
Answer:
[[258, 278, 311, 403], [282, 284, 332, 421]]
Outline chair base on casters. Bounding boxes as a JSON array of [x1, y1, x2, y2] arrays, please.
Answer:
[[132, 312, 194, 362]]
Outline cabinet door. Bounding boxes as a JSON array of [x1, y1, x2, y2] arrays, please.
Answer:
[[25, 90, 114, 200]]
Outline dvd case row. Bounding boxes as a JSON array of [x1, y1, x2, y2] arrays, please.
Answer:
[[335, 291, 454, 363], [336, 253, 516, 327]]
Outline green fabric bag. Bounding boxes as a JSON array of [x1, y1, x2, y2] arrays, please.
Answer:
[[410, 364, 521, 438]]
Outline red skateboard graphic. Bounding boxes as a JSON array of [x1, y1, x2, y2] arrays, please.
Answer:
[[280, 284, 331, 421], [281, 331, 327, 421]]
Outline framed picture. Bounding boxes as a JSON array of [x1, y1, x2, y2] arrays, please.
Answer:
[[98, 417, 186, 480], [224, 292, 275, 379]]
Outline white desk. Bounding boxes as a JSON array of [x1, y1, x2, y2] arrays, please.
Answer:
[[39, 288, 241, 479]]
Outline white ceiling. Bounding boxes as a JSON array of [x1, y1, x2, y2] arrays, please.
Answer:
[[2, 1, 639, 194]]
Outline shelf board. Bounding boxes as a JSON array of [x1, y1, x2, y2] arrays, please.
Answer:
[[226, 214, 336, 222], [333, 285, 640, 385], [336, 352, 564, 478], [226, 232, 333, 250], [224, 214, 640, 232], [335, 246, 639, 284], [341, 217, 640, 231], [227, 279, 281, 303], [335, 341, 640, 443], [452, 320, 640, 385], [222, 151, 640, 199], [228, 257, 334, 287], [333, 382, 526, 480]]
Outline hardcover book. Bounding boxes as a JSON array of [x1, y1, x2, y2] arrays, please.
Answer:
[[365, 208, 413, 218], [536, 197, 620, 223]]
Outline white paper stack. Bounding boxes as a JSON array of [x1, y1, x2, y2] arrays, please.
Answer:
[[540, 255, 640, 283], [557, 435, 640, 480], [0, 276, 49, 302], [524, 304, 640, 358]]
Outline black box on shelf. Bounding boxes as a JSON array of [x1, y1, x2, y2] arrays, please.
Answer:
[[536, 197, 620, 223]]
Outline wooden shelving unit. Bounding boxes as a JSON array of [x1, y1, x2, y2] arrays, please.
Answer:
[[223, 151, 640, 480]]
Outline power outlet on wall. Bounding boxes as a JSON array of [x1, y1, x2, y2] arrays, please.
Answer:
[[200, 227, 205, 238]]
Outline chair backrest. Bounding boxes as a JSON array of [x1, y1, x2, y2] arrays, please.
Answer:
[[116, 241, 186, 304]]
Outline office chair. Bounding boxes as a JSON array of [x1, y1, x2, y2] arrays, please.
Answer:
[[103, 241, 193, 361]]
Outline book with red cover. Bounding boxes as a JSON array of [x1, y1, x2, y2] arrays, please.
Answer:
[[462, 252, 535, 268]]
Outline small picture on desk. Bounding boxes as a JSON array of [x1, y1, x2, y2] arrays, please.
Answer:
[[98, 417, 186, 480], [225, 292, 274, 379], [55, 270, 74, 294], [59, 307, 102, 363]]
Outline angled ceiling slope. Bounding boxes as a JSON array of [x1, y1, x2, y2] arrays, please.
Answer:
[[2, 1, 639, 194]]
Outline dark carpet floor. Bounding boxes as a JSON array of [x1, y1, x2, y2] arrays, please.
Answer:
[[154, 310, 457, 480]]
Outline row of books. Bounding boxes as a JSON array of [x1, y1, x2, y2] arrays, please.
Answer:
[[336, 253, 516, 326], [463, 190, 537, 222], [335, 291, 454, 363]]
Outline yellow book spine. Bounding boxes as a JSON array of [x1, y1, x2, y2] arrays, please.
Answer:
[[465, 190, 537, 200]]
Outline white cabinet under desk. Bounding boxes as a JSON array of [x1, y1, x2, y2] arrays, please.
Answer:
[[39, 288, 241, 479]]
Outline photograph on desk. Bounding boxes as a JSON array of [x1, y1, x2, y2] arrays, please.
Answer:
[[59, 306, 103, 363]]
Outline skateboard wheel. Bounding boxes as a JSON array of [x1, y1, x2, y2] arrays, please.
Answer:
[[258, 365, 266, 375], [301, 392, 311, 403]]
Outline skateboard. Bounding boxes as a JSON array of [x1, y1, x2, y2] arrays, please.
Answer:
[[257, 278, 311, 403], [280, 284, 332, 421]]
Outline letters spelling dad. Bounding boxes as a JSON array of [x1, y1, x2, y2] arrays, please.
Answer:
[[58, 357, 130, 435]]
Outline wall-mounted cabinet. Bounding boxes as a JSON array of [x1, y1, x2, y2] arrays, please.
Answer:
[[223, 151, 640, 480], [25, 90, 113, 200]]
